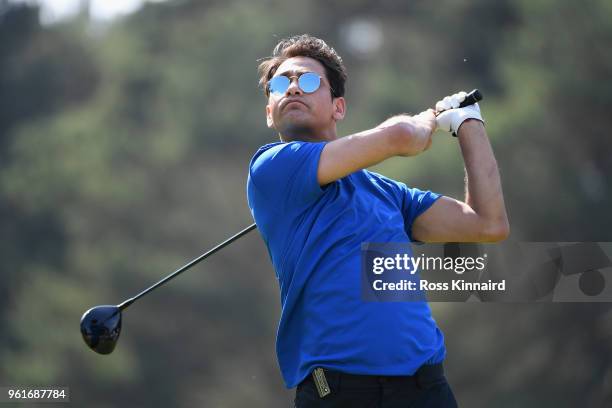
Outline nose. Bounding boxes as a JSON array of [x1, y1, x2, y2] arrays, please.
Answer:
[[285, 77, 303, 96]]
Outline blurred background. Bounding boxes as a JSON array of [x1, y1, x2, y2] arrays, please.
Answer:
[[1, 0, 611, 406]]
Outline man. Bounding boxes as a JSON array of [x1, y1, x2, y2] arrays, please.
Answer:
[[247, 34, 508, 407]]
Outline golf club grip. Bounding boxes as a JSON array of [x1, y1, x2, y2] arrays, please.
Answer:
[[458, 89, 483, 108]]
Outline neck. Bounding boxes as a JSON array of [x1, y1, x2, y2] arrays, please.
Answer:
[[279, 125, 337, 143]]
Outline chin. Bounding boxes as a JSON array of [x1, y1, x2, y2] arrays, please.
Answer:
[[280, 123, 319, 142]]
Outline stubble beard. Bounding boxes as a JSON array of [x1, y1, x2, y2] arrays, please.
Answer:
[[278, 119, 320, 143]]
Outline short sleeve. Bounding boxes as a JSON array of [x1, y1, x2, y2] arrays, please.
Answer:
[[399, 183, 442, 241], [248, 141, 327, 209]]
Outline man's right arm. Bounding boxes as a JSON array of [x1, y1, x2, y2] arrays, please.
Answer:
[[317, 110, 436, 185]]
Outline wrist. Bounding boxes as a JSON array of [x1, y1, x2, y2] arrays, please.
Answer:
[[396, 121, 428, 156], [456, 118, 485, 138]]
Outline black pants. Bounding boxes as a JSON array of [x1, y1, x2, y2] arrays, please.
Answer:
[[294, 364, 458, 408]]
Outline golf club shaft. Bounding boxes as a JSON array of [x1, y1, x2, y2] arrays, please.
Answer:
[[117, 223, 258, 310], [114, 90, 482, 312]]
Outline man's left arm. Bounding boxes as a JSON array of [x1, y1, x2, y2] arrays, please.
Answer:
[[412, 118, 510, 243]]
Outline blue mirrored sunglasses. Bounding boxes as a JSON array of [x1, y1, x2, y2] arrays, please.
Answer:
[[267, 72, 322, 96]]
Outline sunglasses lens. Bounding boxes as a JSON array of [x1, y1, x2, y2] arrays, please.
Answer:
[[269, 76, 290, 95], [299, 73, 321, 93]]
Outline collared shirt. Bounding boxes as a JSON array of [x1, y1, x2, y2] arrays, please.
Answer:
[[247, 141, 445, 388]]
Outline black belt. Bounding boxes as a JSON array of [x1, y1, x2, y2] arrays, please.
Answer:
[[303, 363, 446, 399]]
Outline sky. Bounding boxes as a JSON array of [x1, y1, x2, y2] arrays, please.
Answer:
[[8, 0, 167, 25]]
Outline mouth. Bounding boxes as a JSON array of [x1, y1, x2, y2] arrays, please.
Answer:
[[282, 100, 307, 110]]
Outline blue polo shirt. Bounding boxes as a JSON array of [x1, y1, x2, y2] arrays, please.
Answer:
[[246, 141, 446, 388]]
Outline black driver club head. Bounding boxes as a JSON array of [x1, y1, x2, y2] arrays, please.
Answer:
[[79, 223, 257, 355], [80, 305, 122, 355]]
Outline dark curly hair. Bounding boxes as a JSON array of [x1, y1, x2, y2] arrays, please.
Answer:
[[257, 34, 347, 99]]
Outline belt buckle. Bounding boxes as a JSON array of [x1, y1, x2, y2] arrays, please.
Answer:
[[312, 367, 331, 398]]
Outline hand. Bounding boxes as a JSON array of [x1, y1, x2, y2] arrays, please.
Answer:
[[435, 91, 484, 136], [379, 109, 436, 156], [411, 108, 437, 142]]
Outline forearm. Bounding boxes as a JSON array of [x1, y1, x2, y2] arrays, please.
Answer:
[[317, 114, 435, 185], [457, 120, 509, 237], [377, 114, 434, 156], [317, 125, 400, 185]]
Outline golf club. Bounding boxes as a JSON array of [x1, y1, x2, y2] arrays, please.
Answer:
[[80, 223, 257, 354], [80, 89, 483, 355], [458, 89, 482, 108]]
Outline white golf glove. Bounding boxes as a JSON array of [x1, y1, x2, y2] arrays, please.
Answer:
[[435, 91, 484, 136]]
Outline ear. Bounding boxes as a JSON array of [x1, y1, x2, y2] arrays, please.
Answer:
[[266, 103, 274, 129], [332, 97, 346, 121]]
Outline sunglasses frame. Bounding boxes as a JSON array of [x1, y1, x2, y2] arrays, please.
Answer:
[[267, 71, 328, 96]]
